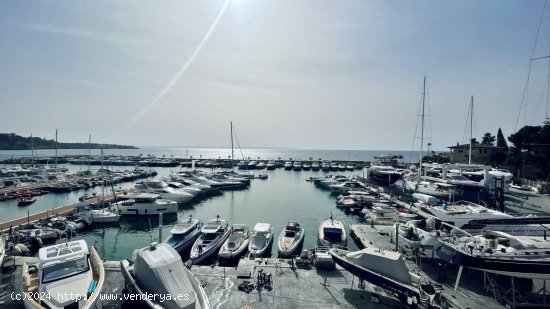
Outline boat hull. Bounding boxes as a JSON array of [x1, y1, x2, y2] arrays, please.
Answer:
[[330, 249, 422, 303], [278, 230, 305, 258], [435, 241, 550, 279], [218, 239, 250, 260], [164, 229, 202, 253]]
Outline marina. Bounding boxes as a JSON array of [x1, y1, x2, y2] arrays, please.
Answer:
[[1, 153, 550, 308]]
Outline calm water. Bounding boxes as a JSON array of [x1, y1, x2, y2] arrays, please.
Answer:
[[0, 147, 423, 162], [1, 163, 368, 261]]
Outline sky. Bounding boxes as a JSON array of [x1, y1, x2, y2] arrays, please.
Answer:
[[1, 0, 549, 151]]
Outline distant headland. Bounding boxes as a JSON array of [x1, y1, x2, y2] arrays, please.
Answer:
[[0, 133, 137, 150]]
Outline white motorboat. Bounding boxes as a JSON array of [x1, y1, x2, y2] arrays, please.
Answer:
[[190, 216, 231, 264], [368, 155, 407, 185], [237, 161, 248, 170], [278, 221, 305, 258], [247, 161, 257, 169], [21, 240, 104, 309], [329, 181, 366, 194], [256, 161, 266, 169], [318, 213, 347, 248], [311, 162, 321, 171], [218, 224, 251, 259], [338, 163, 347, 171], [302, 162, 312, 170], [249, 223, 274, 257], [135, 180, 195, 203], [110, 193, 178, 216], [284, 161, 293, 170], [121, 242, 210, 309], [164, 215, 203, 253], [164, 181, 204, 196], [78, 208, 120, 224], [403, 176, 459, 199], [292, 161, 302, 171], [266, 160, 276, 170]]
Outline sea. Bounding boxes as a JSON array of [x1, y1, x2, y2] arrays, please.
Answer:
[[0, 147, 420, 261]]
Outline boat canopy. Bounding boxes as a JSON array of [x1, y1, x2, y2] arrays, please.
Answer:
[[345, 247, 411, 284], [254, 223, 272, 233], [134, 244, 197, 309]]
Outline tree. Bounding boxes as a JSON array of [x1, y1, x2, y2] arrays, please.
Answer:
[[470, 138, 479, 144], [481, 132, 496, 145], [496, 128, 508, 149]]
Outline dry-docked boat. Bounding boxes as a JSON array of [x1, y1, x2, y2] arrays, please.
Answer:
[[278, 220, 305, 257], [330, 247, 438, 306], [21, 240, 104, 309], [121, 242, 211, 309], [435, 228, 550, 279], [164, 215, 203, 253], [218, 224, 251, 259]]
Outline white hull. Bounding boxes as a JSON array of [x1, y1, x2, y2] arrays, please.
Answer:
[[111, 202, 178, 216]]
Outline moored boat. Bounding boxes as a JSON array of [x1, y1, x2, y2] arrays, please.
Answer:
[[189, 216, 231, 264], [249, 223, 274, 257], [318, 213, 347, 248], [164, 215, 203, 253], [278, 220, 305, 257], [218, 224, 251, 260], [21, 239, 105, 309]]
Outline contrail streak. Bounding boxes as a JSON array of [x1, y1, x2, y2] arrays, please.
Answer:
[[116, 0, 230, 136]]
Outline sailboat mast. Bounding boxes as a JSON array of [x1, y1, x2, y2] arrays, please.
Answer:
[[54, 129, 58, 167], [230, 121, 234, 172], [88, 135, 92, 171], [418, 76, 426, 183], [469, 96, 473, 165], [30, 133, 34, 167]]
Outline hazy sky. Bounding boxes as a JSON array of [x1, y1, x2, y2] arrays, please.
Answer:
[[1, 0, 549, 151]]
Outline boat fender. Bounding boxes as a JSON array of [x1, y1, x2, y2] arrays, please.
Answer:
[[407, 297, 413, 305]]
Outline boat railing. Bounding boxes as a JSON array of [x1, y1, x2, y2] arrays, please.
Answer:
[[438, 221, 476, 248]]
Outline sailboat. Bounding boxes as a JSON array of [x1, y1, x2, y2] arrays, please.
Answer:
[[402, 77, 458, 199]]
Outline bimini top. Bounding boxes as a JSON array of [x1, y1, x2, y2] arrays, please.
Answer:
[[39, 240, 89, 265], [201, 218, 228, 233], [253, 223, 272, 233]]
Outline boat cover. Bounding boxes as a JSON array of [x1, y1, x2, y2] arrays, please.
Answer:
[[134, 244, 196, 309], [345, 247, 411, 284]]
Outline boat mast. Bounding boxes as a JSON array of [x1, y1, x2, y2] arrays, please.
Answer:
[[54, 129, 58, 167], [30, 133, 34, 167], [230, 121, 234, 172], [88, 134, 92, 171], [469, 96, 473, 165], [418, 76, 426, 183]]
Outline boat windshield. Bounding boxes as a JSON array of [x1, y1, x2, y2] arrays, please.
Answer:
[[323, 228, 342, 242], [285, 230, 296, 237], [202, 233, 218, 241], [250, 236, 266, 249], [42, 257, 90, 284]]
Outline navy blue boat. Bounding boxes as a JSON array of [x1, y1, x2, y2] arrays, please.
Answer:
[[330, 248, 437, 306], [163, 215, 203, 253]]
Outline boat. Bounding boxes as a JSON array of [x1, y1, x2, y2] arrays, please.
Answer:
[[17, 228, 59, 242], [218, 224, 251, 259], [330, 247, 438, 306], [292, 161, 302, 171], [266, 160, 276, 170], [338, 163, 346, 171], [284, 161, 293, 170], [0, 234, 5, 270], [18, 197, 37, 206], [278, 221, 305, 257], [256, 161, 266, 169], [321, 161, 331, 172], [164, 215, 203, 253], [110, 193, 178, 216], [329, 181, 366, 194], [121, 242, 211, 309], [249, 223, 274, 257], [435, 227, 550, 279], [318, 213, 347, 248], [302, 162, 311, 170], [75, 207, 121, 224], [189, 216, 231, 264], [256, 173, 268, 180], [368, 155, 406, 185], [21, 239, 105, 309], [403, 177, 459, 199], [237, 161, 248, 170], [135, 180, 195, 203], [311, 161, 320, 171]]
